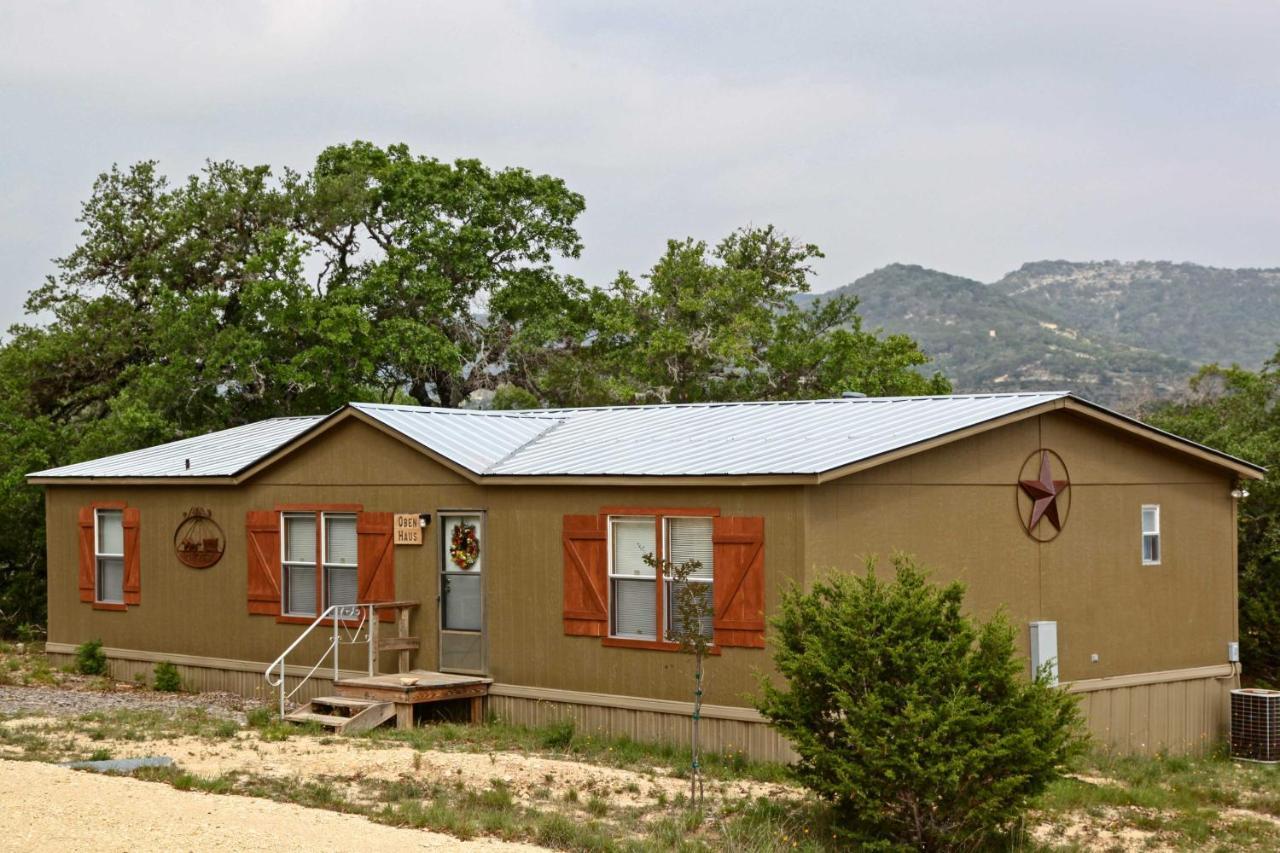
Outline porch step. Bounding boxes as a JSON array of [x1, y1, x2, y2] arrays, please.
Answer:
[[284, 696, 396, 734]]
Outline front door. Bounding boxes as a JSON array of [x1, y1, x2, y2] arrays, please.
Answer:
[[438, 512, 485, 674]]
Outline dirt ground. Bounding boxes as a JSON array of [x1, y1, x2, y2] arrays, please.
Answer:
[[0, 759, 541, 852]]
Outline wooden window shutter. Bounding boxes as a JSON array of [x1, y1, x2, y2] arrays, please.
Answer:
[[77, 506, 95, 603], [357, 512, 396, 622], [563, 514, 608, 636], [711, 516, 766, 648], [246, 510, 282, 615], [121, 507, 141, 605]]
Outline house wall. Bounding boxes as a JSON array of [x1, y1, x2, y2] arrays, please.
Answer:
[[42, 409, 1243, 758]]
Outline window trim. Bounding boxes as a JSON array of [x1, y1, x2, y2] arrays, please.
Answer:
[[604, 509, 720, 652], [94, 508, 126, 606], [1141, 504, 1162, 566]]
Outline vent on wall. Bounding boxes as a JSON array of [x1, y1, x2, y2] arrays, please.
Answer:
[[1231, 689, 1280, 763]]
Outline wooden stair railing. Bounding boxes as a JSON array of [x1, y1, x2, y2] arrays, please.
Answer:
[[370, 600, 420, 674]]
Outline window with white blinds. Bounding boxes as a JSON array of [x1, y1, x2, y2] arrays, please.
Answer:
[[95, 509, 124, 604], [282, 512, 359, 617], [666, 517, 714, 640], [324, 514, 358, 608], [609, 517, 657, 639]]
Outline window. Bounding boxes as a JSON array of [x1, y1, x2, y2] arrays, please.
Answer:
[[95, 509, 124, 604], [281, 512, 358, 616], [608, 513, 715, 643], [1142, 505, 1161, 565], [324, 514, 358, 609], [665, 516, 714, 640], [610, 517, 657, 639]]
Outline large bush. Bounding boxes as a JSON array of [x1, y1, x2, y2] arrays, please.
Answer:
[[756, 554, 1085, 851]]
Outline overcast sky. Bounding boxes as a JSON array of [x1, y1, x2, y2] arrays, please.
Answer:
[[2, 1, 1278, 329]]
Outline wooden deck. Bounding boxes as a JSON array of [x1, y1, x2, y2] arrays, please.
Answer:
[[333, 670, 492, 728]]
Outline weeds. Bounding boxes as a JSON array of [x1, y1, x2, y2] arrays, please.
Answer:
[[74, 639, 107, 676]]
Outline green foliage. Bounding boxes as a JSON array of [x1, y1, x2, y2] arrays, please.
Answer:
[[549, 227, 950, 406], [756, 554, 1086, 851], [538, 718, 575, 750], [74, 639, 107, 676], [1146, 358, 1279, 682], [152, 661, 181, 692]]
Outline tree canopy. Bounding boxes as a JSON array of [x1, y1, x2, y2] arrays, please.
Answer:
[[0, 142, 948, 633]]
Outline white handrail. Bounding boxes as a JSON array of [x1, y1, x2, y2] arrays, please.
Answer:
[[264, 604, 373, 719]]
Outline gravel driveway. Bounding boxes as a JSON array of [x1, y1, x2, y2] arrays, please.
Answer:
[[0, 683, 247, 720], [0, 760, 542, 852]]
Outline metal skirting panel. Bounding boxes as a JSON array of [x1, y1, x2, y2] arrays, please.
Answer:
[[1072, 669, 1238, 756], [487, 692, 799, 764], [47, 643, 1236, 759], [45, 652, 340, 709]]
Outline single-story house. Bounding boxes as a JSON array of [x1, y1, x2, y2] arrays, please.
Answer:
[[28, 392, 1264, 759]]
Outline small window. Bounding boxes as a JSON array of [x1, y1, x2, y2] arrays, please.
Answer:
[[282, 513, 317, 616], [95, 509, 124, 604], [665, 516, 714, 640], [1142, 505, 1161, 565], [323, 514, 358, 609], [609, 516, 657, 639]]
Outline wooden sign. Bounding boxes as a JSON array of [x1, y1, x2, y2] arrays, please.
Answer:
[[394, 513, 423, 545]]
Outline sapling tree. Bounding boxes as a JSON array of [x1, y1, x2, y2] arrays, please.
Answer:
[[645, 552, 715, 808]]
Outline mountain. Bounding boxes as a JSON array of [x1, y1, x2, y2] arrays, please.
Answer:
[[992, 261, 1280, 369], [799, 261, 1280, 408]]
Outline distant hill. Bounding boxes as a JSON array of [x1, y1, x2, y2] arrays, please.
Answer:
[[800, 260, 1280, 409], [993, 261, 1280, 369]]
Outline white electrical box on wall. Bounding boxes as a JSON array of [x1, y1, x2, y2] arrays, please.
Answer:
[[1030, 621, 1059, 686], [1229, 642, 1240, 663]]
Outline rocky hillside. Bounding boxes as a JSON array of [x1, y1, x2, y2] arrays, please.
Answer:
[[993, 261, 1280, 369], [802, 261, 1280, 408]]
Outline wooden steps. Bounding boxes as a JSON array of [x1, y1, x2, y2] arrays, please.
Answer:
[[284, 696, 395, 734]]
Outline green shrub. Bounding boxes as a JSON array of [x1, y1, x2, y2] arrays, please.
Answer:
[[539, 718, 575, 749], [153, 661, 181, 692], [74, 639, 108, 676], [756, 554, 1087, 851]]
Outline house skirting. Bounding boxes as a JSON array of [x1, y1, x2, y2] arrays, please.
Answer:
[[45, 643, 1237, 760]]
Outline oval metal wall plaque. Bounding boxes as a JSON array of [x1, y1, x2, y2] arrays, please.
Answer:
[[1016, 449, 1071, 542], [174, 507, 225, 568]]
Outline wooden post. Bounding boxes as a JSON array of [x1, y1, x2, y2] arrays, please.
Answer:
[[470, 695, 484, 725], [396, 702, 414, 730], [397, 605, 411, 673], [368, 612, 380, 677]]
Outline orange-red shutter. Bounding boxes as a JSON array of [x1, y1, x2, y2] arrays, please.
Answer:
[[246, 510, 281, 615], [77, 506, 95, 603], [712, 516, 766, 648], [563, 514, 608, 636], [357, 512, 396, 622], [121, 507, 141, 605]]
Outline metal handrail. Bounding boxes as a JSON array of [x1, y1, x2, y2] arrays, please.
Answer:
[[264, 604, 374, 718]]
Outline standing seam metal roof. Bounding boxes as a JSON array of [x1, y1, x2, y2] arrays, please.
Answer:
[[28, 391, 1263, 481]]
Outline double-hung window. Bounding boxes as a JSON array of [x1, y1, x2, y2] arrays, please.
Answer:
[[1142, 505, 1161, 565], [281, 511, 358, 617], [95, 509, 124, 604], [608, 513, 715, 643]]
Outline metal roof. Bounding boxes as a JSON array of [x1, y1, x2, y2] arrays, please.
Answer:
[[27, 391, 1264, 482], [28, 416, 325, 479], [349, 402, 562, 475], [482, 392, 1070, 476]]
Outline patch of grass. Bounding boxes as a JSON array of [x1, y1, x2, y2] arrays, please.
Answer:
[[586, 794, 609, 817], [87, 747, 112, 761]]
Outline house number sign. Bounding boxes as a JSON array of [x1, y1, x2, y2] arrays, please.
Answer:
[[394, 513, 423, 546], [174, 507, 225, 568]]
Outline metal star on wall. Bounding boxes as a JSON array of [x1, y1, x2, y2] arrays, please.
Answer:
[[1020, 450, 1069, 533]]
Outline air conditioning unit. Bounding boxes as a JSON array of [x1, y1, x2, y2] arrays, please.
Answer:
[[1231, 688, 1280, 763]]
